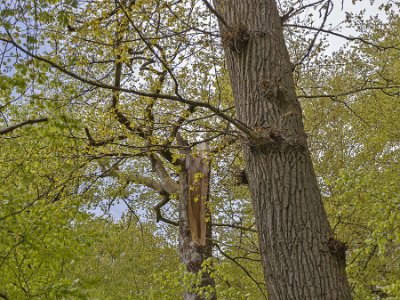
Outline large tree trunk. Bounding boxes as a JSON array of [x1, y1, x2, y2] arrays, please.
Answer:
[[214, 0, 352, 299], [179, 143, 215, 300]]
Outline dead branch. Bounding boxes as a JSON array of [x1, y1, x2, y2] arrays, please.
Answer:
[[154, 193, 178, 226]]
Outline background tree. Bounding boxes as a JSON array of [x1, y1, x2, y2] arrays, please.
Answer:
[[0, 117, 95, 299], [0, 1, 253, 298], [300, 14, 400, 298]]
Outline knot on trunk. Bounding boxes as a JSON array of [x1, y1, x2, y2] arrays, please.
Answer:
[[246, 125, 307, 154], [247, 126, 283, 152], [221, 24, 249, 53], [233, 169, 248, 185], [254, 125, 282, 142], [328, 237, 347, 264]]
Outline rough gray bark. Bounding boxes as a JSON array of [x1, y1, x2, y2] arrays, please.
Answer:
[[179, 144, 215, 300], [214, 0, 352, 299]]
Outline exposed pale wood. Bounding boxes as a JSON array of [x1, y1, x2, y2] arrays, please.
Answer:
[[187, 143, 210, 246], [179, 142, 215, 300]]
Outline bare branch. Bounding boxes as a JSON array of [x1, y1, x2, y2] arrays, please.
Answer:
[[284, 24, 400, 51], [295, 0, 331, 67], [95, 159, 167, 195], [122, 199, 145, 233], [280, 7, 294, 24], [212, 222, 257, 232], [154, 193, 179, 226], [210, 135, 237, 154]]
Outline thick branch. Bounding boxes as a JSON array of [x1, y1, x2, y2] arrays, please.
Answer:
[[128, 174, 165, 194], [94, 157, 179, 227], [84, 127, 126, 146], [281, 0, 326, 24], [0, 118, 48, 135], [149, 154, 179, 195]]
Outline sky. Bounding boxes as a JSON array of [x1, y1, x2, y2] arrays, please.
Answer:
[[324, 0, 391, 52]]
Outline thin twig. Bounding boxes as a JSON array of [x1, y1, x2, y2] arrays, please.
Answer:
[[214, 243, 267, 299], [212, 222, 257, 232], [284, 24, 400, 51]]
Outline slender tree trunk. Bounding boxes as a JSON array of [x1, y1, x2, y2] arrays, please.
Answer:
[[214, 0, 352, 299], [179, 144, 215, 300]]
